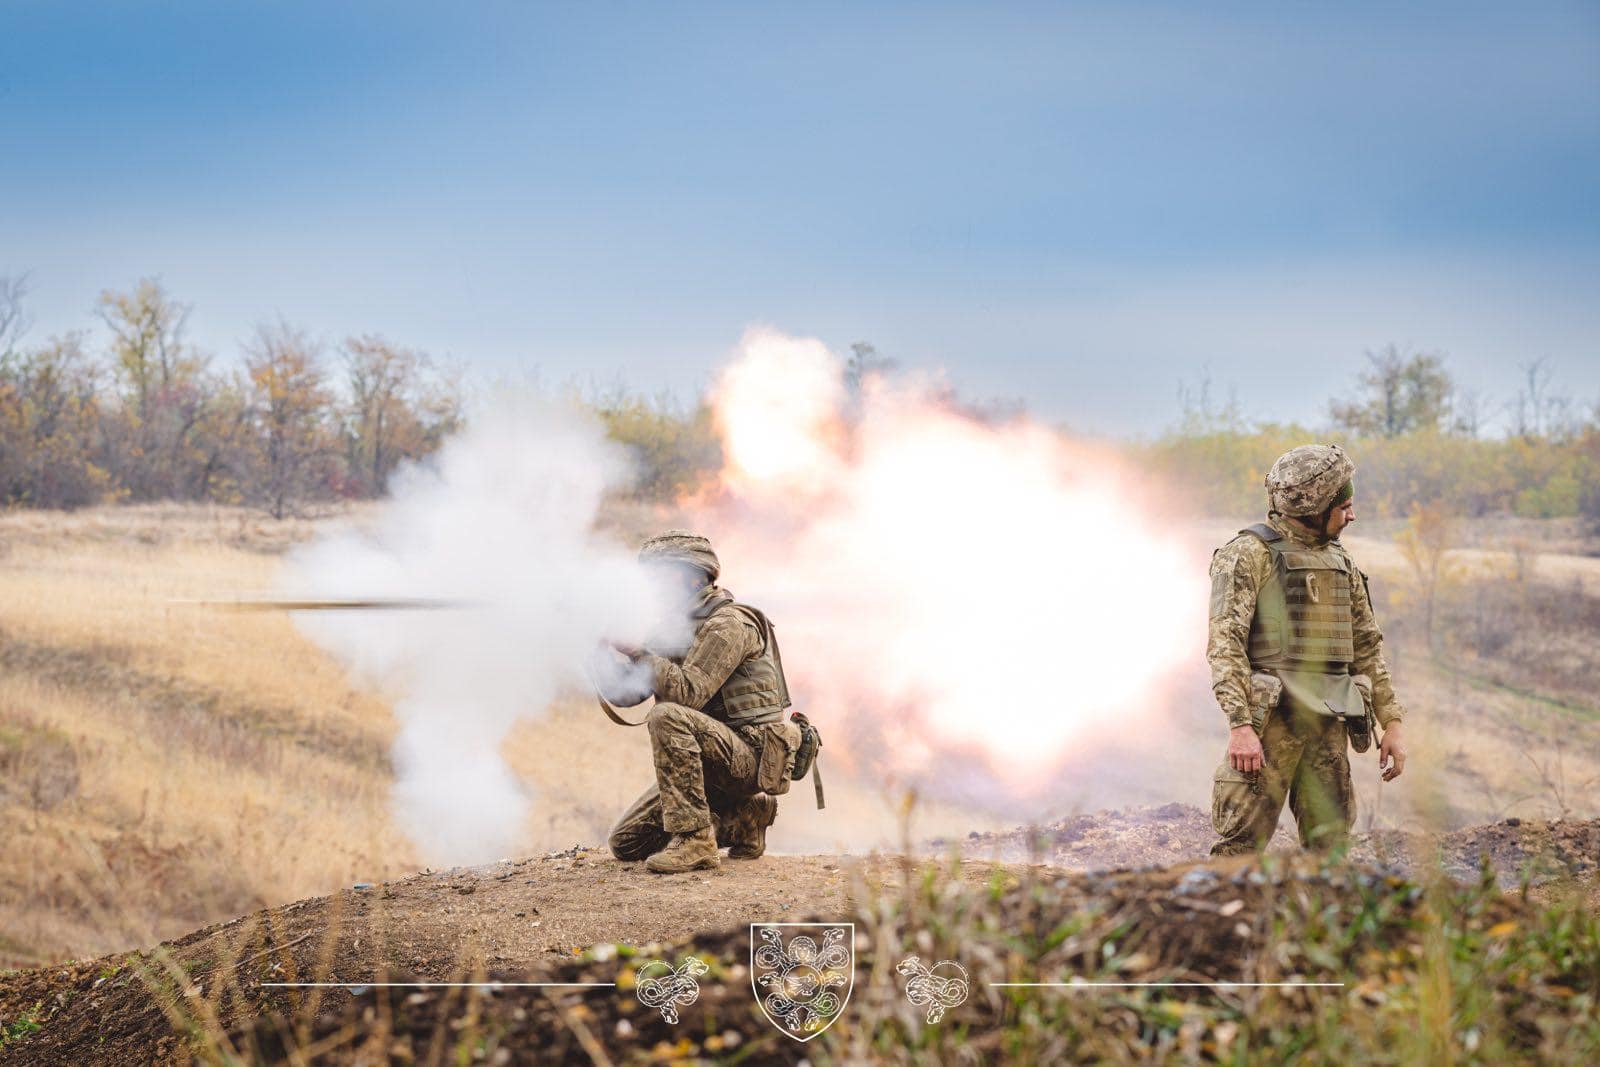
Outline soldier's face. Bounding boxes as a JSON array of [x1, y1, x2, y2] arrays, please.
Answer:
[[645, 561, 709, 610], [1326, 500, 1355, 537]]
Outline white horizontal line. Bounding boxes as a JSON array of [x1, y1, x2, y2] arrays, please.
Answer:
[[990, 982, 1345, 988], [259, 982, 616, 989]]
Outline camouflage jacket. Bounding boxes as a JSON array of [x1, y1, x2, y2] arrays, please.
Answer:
[[641, 588, 763, 714], [1208, 515, 1405, 730]]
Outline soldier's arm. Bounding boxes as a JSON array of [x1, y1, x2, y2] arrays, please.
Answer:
[[1207, 537, 1269, 729], [1348, 562, 1406, 727], [645, 608, 762, 710]]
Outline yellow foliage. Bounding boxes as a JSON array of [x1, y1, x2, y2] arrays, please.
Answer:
[[1136, 427, 1597, 519]]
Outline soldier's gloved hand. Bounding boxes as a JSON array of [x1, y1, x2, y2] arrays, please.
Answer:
[[1378, 722, 1406, 782], [1228, 724, 1265, 774]]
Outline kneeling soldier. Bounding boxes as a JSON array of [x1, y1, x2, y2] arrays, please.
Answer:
[[607, 531, 802, 873]]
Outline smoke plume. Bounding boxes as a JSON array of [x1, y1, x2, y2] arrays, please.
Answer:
[[286, 398, 673, 865]]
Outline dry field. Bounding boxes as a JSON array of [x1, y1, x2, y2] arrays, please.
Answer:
[[2, 506, 1596, 974], [0, 505, 412, 969], [0, 505, 994, 971]]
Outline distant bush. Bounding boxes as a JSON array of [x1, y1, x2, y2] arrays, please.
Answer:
[[592, 392, 721, 501], [1140, 428, 1597, 519]]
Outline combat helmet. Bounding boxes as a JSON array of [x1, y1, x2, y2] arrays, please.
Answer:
[[1265, 445, 1355, 517], [638, 530, 720, 582]]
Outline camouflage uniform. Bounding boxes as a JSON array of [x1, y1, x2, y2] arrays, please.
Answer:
[[1208, 447, 1406, 855], [607, 533, 798, 864]]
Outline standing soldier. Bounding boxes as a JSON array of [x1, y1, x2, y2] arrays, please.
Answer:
[[1208, 445, 1407, 855], [606, 531, 803, 873]]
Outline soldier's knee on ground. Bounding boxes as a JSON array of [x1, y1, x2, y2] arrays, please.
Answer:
[[608, 820, 664, 862], [607, 829, 641, 861]]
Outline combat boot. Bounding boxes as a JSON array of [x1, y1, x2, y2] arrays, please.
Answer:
[[726, 794, 778, 860], [645, 827, 720, 873]]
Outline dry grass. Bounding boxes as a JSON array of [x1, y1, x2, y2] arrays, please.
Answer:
[[0, 505, 412, 969]]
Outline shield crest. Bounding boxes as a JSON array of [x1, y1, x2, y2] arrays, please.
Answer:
[[749, 923, 854, 1041]]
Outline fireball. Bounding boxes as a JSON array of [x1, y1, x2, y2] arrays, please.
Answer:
[[696, 329, 1206, 794]]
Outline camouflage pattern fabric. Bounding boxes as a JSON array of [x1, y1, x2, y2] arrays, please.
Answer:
[[1209, 514, 1405, 731], [638, 529, 721, 581], [1210, 704, 1354, 854], [607, 704, 762, 855], [1265, 444, 1355, 517], [643, 598, 763, 709]]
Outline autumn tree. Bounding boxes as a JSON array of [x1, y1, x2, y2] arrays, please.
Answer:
[[0, 273, 32, 354], [95, 279, 216, 499], [1330, 346, 1455, 438], [339, 335, 462, 496], [240, 320, 335, 517], [0, 333, 111, 508], [1396, 501, 1456, 655]]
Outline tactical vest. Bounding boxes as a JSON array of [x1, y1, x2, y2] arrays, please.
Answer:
[[697, 598, 792, 727], [1239, 524, 1355, 674]]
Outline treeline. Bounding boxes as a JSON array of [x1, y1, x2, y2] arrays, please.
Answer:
[[0, 277, 461, 515], [1140, 347, 1600, 521], [5, 278, 1596, 525]]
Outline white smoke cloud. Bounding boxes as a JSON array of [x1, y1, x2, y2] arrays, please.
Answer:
[[285, 397, 672, 866]]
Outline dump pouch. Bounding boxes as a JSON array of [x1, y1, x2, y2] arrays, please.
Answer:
[[789, 711, 825, 809], [1346, 673, 1375, 753], [755, 721, 802, 795]]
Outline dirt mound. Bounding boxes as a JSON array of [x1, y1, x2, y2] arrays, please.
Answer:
[[233, 840, 1600, 1064], [945, 804, 1600, 887], [1351, 816, 1600, 886], [4, 820, 1597, 1064], [941, 802, 1297, 868]]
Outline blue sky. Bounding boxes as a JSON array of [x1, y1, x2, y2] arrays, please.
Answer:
[[3, 1, 1597, 434]]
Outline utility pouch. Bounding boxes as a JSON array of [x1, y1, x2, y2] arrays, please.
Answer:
[[756, 721, 802, 796], [1346, 674, 1375, 753], [788, 711, 825, 809], [1248, 672, 1283, 733]]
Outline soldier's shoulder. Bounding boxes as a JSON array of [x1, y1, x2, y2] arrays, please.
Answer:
[[1328, 539, 1369, 577], [711, 601, 766, 633], [1212, 530, 1271, 569]]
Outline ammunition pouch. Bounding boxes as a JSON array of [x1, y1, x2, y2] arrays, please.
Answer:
[[788, 711, 825, 809], [1248, 672, 1283, 733]]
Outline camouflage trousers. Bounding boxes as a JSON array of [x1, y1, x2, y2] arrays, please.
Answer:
[[1210, 704, 1354, 856], [607, 702, 762, 861]]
